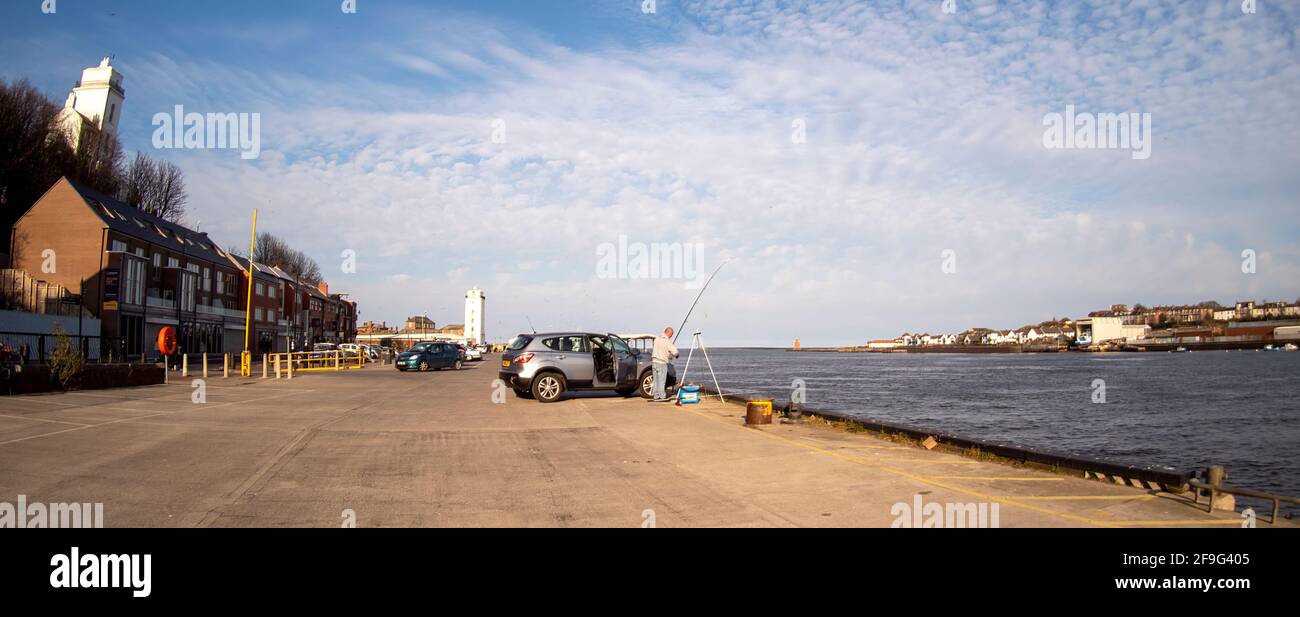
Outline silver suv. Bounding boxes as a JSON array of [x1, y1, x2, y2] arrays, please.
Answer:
[[499, 332, 676, 403]]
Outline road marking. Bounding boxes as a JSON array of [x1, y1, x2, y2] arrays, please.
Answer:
[[0, 414, 92, 427], [932, 476, 1066, 481], [989, 494, 1156, 500]]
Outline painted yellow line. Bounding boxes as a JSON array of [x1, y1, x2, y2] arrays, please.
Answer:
[[866, 459, 982, 465], [931, 476, 1066, 481], [990, 495, 1157, 501], [1109, 520, 1243, 527], [683, 405, 1216, 528]]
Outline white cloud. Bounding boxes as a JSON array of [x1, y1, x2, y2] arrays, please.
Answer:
[[131, 0, 1298, 345]]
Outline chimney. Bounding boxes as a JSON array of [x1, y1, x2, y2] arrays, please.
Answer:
[[318, 281, 329, 295]]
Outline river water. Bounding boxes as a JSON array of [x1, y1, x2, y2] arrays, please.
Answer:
[[688, 348, 1300, 514]]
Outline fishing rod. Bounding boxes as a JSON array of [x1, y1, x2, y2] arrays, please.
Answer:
[[673, 260, 729, 344]]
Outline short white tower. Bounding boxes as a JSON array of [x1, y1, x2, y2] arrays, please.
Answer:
[[464, 287, 486, 346], [60, 56, 125, 149]]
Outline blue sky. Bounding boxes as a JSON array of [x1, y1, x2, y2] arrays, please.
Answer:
[[3, 0, 1298, 345]]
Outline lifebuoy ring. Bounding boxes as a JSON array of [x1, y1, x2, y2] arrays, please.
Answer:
[[158, 327, 178, 356]]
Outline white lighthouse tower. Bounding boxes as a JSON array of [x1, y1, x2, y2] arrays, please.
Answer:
[[464, 287, 486, 346], [59, 56, 125, 150]]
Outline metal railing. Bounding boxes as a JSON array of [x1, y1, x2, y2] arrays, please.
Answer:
[[268, 350, 367, 375], [0, 331, 126, 364], [1190, 466, 1299, 525]]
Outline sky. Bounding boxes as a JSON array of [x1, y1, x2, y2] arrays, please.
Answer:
[[2, 0, 1298, 346]]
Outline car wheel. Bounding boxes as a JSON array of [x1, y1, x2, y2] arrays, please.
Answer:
[[454, 360, 463, 370], [639, 372, 655, 398], [531, 373, 565, 403], [513, 388, 533, 399], [418, 360, 429, 371]]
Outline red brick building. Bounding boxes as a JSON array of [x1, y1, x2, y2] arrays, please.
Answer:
[[9, 178, 359, 357]]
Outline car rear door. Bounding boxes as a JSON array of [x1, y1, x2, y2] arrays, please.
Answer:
[[545, 335, 592, 386]]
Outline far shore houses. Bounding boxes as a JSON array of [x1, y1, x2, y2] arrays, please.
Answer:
[[6, 178, 357, 359], [875, 299, 1300, 350]]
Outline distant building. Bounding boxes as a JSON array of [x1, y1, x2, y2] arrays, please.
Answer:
[[464, 287, 485, 346], [1075, 317, 1149, 346], [404, 315, 435, 333]]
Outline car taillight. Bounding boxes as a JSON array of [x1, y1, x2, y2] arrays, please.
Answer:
[[516, 353, 534, 364]]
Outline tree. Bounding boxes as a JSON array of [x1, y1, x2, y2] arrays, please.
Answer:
[[0, 79, 73, 253], [253, 232, 322, 285], [68, 124, 124, 197], [120, 152, 188, 222]]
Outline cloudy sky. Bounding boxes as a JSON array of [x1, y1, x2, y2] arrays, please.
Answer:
[[3, 0, 1298, 345]]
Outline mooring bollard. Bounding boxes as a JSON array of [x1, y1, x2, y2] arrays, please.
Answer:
[[745, 400, 774, 426], [1206, 465, 1229, 511], [262, 354, 269, 379], [182, 354, 189, 377]]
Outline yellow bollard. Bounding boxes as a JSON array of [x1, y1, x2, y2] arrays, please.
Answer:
[[223, 353, 230, 379], [275, 354, 282, 379], [182, 354, 189, 377], [262, 354, 268, 379], [287, 353, 294, 379], [335, 351, 341, 371], [203, 354, 208, 379]]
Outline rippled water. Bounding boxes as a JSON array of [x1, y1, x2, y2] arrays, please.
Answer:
[[687, 348, 1300, 513]]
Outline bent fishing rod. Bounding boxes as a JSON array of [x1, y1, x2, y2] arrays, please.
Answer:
[[673, 260, 729, 345]]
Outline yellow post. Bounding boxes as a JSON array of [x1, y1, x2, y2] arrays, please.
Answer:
[[241, 209, 259, 377], [287, 353, 294, 379], [182, 353, 189, 377], [262, 354, 268, 379], [335, 351, 341, 371], [275, 354, 282, 379], [223, 353, 229, 378], [203, 353, 209, 379]]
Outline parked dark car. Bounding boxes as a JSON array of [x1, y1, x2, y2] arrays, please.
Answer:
[[498, 332, 676, 403], [397, 341, 463, 372]]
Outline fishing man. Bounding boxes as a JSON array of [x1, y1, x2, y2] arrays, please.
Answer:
[[651, 326, 679, 402]]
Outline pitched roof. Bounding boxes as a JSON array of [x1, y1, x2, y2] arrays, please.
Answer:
[[65, 178, 230, 266]]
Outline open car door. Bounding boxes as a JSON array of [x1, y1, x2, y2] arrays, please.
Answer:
[[607, 334, 639, 388]]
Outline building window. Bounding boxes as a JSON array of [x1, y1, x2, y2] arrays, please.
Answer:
[[255, 282, 265, 296], [168, 257, 179, 269], [203, 268, 211, 292], [216, 272, 224, 295], [153, 253, 162, 268], [111, 239, 127, 253], [269, 284, 277, 299], [255, 308, 264, 322]]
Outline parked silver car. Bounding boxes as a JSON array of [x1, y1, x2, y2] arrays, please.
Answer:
[[498, 332, 676, 403]]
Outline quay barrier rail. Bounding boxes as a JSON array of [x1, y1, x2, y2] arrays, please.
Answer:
[[1190, 471, 1299, 526], [272, 349, 367, 374]]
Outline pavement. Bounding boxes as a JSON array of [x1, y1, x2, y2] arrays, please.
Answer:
[[0, 355, 1281, 528]]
